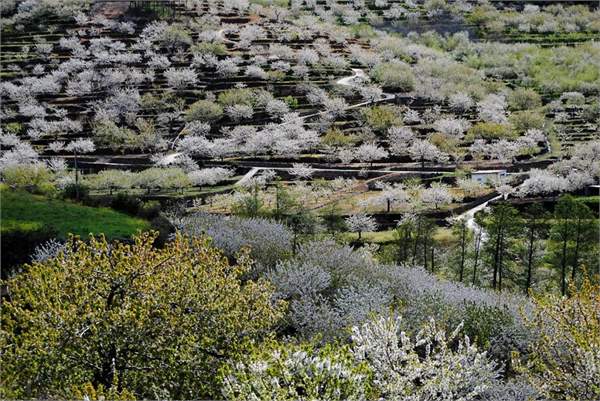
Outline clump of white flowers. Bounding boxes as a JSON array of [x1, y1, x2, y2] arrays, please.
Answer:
[[175, 213, 292, 273], [352, 315, 501, 400], [221, 341, 370, 401]]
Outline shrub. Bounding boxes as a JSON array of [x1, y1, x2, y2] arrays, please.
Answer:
[[62, 183, 89, 200], [158, 24, 192, 48], [0, 232, 284, 399], [480, 380, 542, 401], [466, 122, 516, 141], [509, 110, 545, 133], [149, 215, 174, 247], [85, 170, 133, 194], [184, 100, 223, 122], [429, 132, 459, 155], [321, 128, 359, 147], [371, 62, 415, 91], [508, 88, 542, 111], [93, 120, 137, 152], [176, 213, 293, 272], [191, 42, 227, 56], [516, 278, 600, 401], [463, 302, 514, 350], [111, 193, 142, 215], [283, 95, 298, 108], [221, 341, 371, 401], [4, 122, 23, 134], [361, 105, 401, 131], [187, 167, 234, 187], [133, 168, 191, 193], [352, 316, 501, 400], [137, 200, 161, 219], [1, 163, 54, 194], [217, 88, 255, 107]]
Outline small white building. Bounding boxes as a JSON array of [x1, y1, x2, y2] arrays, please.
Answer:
[[471, 169, 508, 185]]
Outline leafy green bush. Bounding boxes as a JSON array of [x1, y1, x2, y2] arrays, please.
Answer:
[[1, 163, 54, 194], [62, 183, 89, 200], [516, 279, 600, 401], [372, 62, 415, 91], [111, 193, 142, 215], [4, 122, 23, 134], [284, 95, 298, 108], [217, 88, 255, 107], [321, 128, 360, 147], [361, 105, 402, 131], [93, 120, 137, 152], [185, 99, 224, 122], [508, 88, 542, 111], [158, 24, 192, 48], [509, 110, 545, 134], [0, 233, 285, 399], [463, 303, 514, 349], [466, 122, 516, 141], [137, 200, 161, 219], [191, 42, 227, 56]]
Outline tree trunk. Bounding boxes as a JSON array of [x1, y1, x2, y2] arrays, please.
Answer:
[[525, 226, 535, 296], [571, 218, 583, 283], [412, 219, 421, 265], [74, 151, 79, 200], [492, 229, 502, 290], [560, 236, 568, 296], [458, 225, 466, 282], [498, 232, 504, 292], [423, 235, 428, 269], [472, 230, 481, 286], [293, 231, 298, 255]]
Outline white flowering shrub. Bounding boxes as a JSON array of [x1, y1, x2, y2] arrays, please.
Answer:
[[164, 67, 197, 89], [345, 213, 378, 239], [265, 99, 290, 118], [31, 239, 67, 263], [477, 94, 508, 124], [433, 118, 471, 138], [480, 380, 544, 401], [176, 213, 292, 271], [215, 58, 241, 77], [448, 92, 474, 112], [0, 143, 39, 171], [289, 163, 314, 179], [408, 139, 449, 166], [245, 65, 268, 80], [221, 341, 371, 401], [352, 316, 501, 400], [267, 260, 331, 299], [354, 143, 388, 165], [225, 104, 253, 122], [187, 167, 234, 186], [374, 264, 533, 361], [517, 169, 569, 197], [420, 182, 454, 209]]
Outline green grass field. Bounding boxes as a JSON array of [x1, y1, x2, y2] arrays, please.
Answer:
[[1, 188, 150, 239]]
